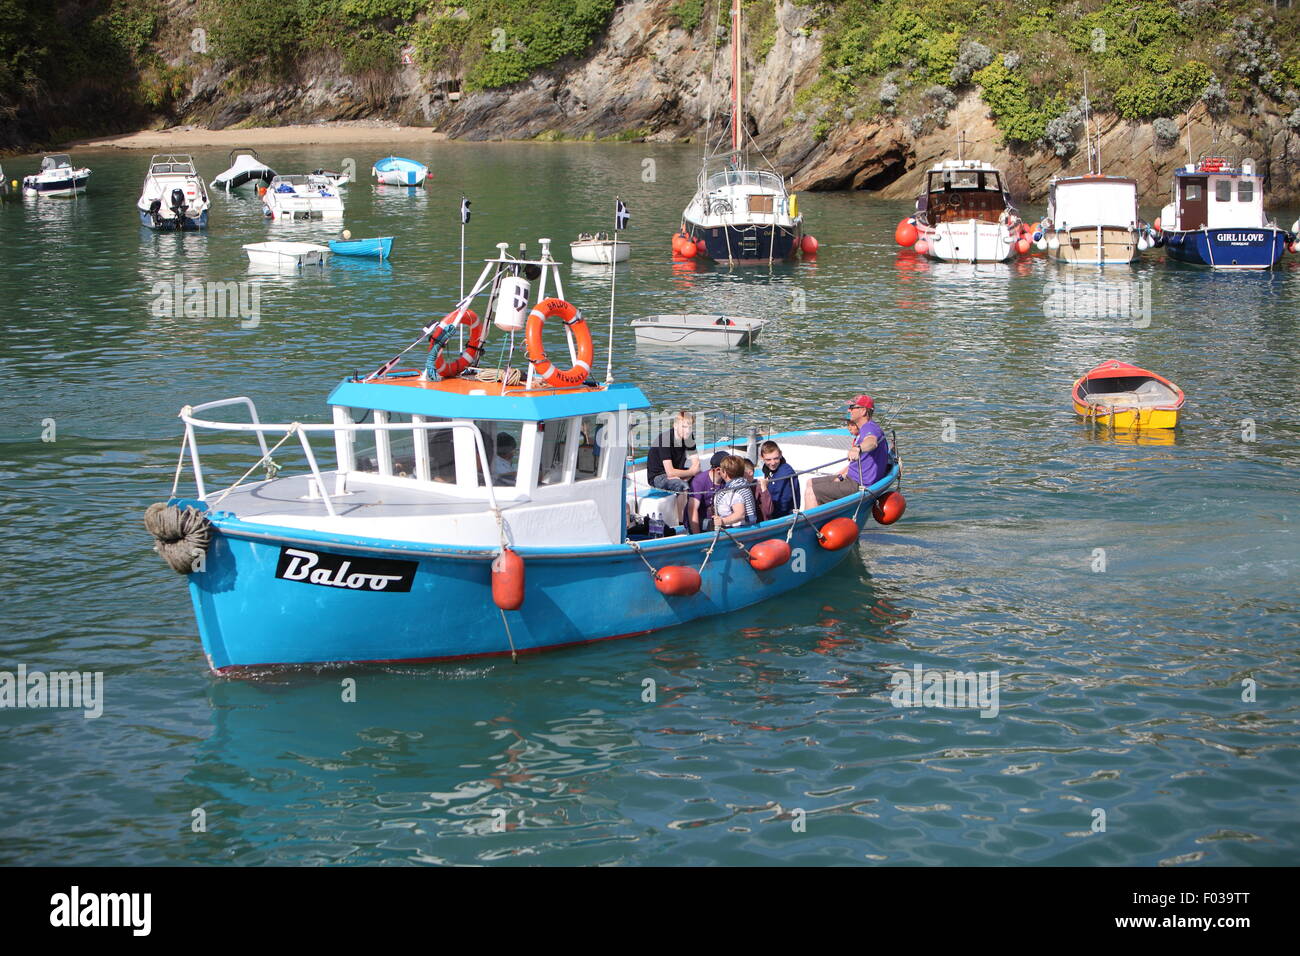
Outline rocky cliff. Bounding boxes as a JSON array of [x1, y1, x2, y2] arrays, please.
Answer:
[[13, 0, 1300, 204]]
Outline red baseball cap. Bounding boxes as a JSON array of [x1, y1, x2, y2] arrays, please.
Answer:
[[846, 394, 874, 410]]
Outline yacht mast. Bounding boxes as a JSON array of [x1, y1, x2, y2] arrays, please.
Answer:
[[731, 0, 742, 153]]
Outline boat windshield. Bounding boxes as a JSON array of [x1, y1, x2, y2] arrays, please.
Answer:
[[928, 169, 1002, 192], [42, 154, 72, 170], [704, 169, 786, 194], [149, 155, 196, 175]]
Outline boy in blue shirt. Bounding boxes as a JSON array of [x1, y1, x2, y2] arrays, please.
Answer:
[[757, 440, 800, 519]]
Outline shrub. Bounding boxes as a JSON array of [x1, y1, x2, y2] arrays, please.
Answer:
[[1153, 117, 1180, 150], [950, 40, 992, 86]]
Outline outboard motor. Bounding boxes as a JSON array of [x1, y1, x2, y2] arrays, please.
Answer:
[[169, 188, 186, 226], [148, 198, 163, 227]]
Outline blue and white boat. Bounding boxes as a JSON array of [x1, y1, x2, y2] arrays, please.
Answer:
[[137, 154, 209, 230], [328, 235, 394, 259], [680, 0, 804, 264], [22, 153, 90, 197], [148, 238, 904, 673], [372, 156, 429, 186], [1159, 156, 1293, 269]]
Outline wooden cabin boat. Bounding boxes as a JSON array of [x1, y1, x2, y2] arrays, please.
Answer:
[[912, 143, 1022, 262], [1072, 360, 1184, 429]]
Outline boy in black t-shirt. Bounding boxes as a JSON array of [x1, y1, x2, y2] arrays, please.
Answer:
[[646, 411, 700, 493]]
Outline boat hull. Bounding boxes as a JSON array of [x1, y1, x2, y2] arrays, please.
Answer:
[[683, 219, 801, 264], [23, 173, 89, 196], [1072, 361, 1184, 429], [1070, 399, 1179, 429], [571, 241, 629, 264], [179, 474, 895, 672], [1163, 227, 1287, 269], [1051, 226, 1137, 265], [139, 208, 209, 230], [918, 220, 1015, 262], [328, 237, 394, 259]]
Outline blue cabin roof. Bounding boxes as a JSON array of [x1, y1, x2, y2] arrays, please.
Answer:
[[328, 376, 651, 421]]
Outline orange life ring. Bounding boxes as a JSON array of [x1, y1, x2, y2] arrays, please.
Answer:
[[428, 308, 485, 378], [525, 298, 593, 387]]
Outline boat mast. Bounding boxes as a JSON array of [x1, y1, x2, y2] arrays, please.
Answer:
[[731, 0, 742, 154], [1083, 73, 1098, 175]]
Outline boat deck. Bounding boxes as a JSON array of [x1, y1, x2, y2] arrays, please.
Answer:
[[215, 473, 504, 521]]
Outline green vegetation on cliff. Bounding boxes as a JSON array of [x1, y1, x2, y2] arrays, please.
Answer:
[[1, 0, 182, 145], [199, 0, 614, 93], [799, 0, 1300, 151]]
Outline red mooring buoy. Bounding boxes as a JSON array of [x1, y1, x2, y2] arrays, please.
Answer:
[[654, 565, 702, 596], [491, 548, 525, 610], [747, 539, 792, 571], [817, 517, 860, 550], [872, 491, 907, 525]]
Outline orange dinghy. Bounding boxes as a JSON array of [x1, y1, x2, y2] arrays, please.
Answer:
[[1072, 360, 1185, 429]]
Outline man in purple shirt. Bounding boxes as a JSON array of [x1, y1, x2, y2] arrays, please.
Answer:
[[804, 394, 891, 506]]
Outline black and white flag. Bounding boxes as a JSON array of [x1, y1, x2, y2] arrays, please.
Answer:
[[615, 199, 629, 230], [460, 197, 471, 224]]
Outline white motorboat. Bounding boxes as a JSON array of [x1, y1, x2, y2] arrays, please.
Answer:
[[571, 233, 630, 264], [138, 154, 209, 230], [1044, 174, 1143, 264], [210, 148, 276, 191], [262, 174, 345, 221], [243, 241, 331, 269], [23, 154, 90, 197], [630, 314, 764, 348], [910, 143, 1022, 263], [308, 169, 350, 189]]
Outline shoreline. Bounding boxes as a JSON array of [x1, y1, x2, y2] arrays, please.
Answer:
[[64, 122, 455, 150]]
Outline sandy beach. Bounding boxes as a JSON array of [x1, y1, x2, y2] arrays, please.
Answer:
[[68, 121, 451, 150]]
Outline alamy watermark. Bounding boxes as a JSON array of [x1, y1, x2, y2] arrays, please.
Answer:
[[889, 664, 1000, 718], [1043, 274, 1151, 328], [0, 664, 103, 718], [150, 275, 261, 328]]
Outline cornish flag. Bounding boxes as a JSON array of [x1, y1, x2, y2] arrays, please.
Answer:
[[615, 199, 629, 230], [460, 197, 471, 224]]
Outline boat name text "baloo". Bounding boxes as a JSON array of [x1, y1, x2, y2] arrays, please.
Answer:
[[275, 547, 417, 592]]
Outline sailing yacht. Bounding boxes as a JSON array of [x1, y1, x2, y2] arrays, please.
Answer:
[[680, 0, 803, 264]]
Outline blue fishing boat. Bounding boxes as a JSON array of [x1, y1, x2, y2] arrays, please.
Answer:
[[328, 235, 394, 259], [372, 156, 429, 186], [146, 238, 905, 673], [1158, 156, 1294, 269]]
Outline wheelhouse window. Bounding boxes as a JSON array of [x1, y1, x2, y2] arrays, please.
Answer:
[[1238, 180, 1254, 202], [471, 420, 525, 488], [1184, 183, 1202, 201], [1215, 180, 1232, 202]]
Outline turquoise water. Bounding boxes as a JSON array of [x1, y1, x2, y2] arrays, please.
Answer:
[[1, 143, 1297, 865]]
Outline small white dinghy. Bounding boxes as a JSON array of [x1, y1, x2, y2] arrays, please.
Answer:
[[571, 233, 630, 264], [243, 241, 330, 270], [630, 314, 764, 348]]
